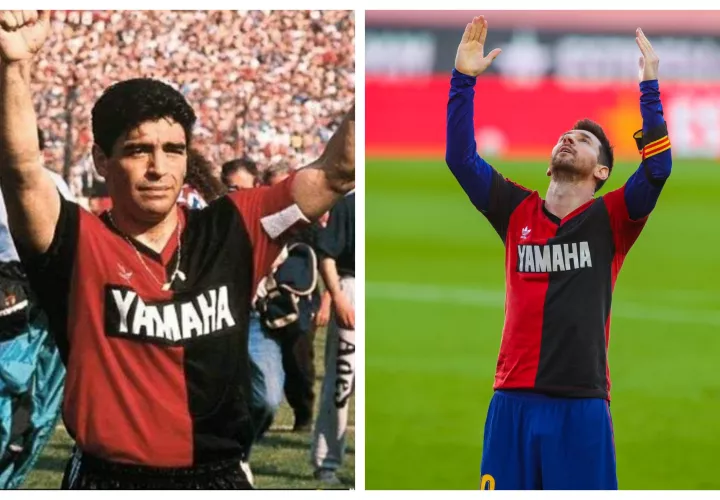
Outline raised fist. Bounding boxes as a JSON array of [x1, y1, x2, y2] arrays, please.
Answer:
[[0, 11, 51, 63]]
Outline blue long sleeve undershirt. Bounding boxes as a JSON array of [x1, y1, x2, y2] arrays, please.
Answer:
[[445, 70, 672, 220]]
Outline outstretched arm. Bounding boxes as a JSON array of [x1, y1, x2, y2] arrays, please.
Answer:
[[445, 15, 502, 213], [446, 16, 531, 243], [624, 28, 672, 220], [0, 11, 61, 255]]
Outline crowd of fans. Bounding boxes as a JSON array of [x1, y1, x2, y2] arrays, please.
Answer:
[[30, 10, 355, 200]]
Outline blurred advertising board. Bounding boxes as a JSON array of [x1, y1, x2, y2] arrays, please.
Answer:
[[367, 14, 720, 160], [366, 75, 720, 160], [366, 27, 720, 82]]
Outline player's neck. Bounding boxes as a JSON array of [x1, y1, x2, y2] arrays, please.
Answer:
[[110, 207, 179, 254], [544, 180, 594, 220]]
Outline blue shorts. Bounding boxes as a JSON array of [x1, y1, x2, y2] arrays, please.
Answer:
[[480, 390, 617, 490]]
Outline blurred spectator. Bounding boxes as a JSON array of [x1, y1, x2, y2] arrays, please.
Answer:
[[261, 162, 293, 186], [184, 147, 227, 203], [32, 10, 355, 198], [221, 158, 259, 191]]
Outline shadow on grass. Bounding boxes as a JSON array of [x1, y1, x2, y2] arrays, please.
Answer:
[[32, 455, 67, 475], [258, 433, 308, 451], [254, 464, 310, 483]]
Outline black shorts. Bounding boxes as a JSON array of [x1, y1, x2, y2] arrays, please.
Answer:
[[61, 448, 253, 490]]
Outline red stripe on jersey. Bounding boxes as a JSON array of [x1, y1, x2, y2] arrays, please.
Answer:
[[64, 210, 193, 466], [494, 193, 554, 390], [603, 185, 647, 399], [228, 173, 306, 293]]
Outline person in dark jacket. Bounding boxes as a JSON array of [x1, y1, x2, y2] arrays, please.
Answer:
[[310, 190, 355, 485]]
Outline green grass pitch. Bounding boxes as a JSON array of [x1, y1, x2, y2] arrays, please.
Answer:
[[366, 156, 720, 490]]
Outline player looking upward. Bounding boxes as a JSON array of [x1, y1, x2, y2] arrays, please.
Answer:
[[446, 15, 671, 490]]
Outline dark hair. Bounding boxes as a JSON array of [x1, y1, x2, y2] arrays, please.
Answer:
[[221, 158, 258, 186], [261, 162, 292, 186], [91, 78, 196, 157], [186, 147, 227, 202], [37, 128, 45, 151], [572, 118, 614, 193]]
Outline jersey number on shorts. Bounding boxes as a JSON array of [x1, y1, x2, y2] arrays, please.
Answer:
[[480, 474, 496, 490]]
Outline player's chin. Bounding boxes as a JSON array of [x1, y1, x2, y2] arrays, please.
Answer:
[[135, 195, 177, 219], [550, 158, 578, 175]]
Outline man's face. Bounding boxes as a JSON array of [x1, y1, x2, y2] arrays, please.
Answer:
[[548, 129, 608, 185], [94, 118, 187, 222], [225, 169, 256, 190]]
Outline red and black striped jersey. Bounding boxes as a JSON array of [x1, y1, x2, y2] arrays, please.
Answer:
[[446, 73, 672, 401], [19, 176, 305, 467], [485, 172, 646, 400]]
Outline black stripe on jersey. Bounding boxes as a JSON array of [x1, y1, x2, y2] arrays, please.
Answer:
[[16, 195, 80, 365], [534, 200, 615, 398], [179, 197, 255, 464], [486, 169, 533, 244]]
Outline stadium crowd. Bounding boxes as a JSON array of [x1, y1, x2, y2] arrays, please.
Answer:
[[30, 10, 355, 201]]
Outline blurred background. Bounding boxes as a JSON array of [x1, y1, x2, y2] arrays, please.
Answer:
[[365, 10, 720, 490]]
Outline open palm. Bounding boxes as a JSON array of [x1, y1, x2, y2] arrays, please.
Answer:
[[636, 28, 659, 82], [0, 11, 51, 63], [455, 15, 502, 77]]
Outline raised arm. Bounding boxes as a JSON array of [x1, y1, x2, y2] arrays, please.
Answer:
[[446, 16, 532, 243], [446, 15, 502, 213], [624, 28, 672, 220], [0, 11, 61, 254], [290, 106, 354, 220]]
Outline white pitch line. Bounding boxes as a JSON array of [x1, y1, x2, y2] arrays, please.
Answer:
[[367, 282, 720, 327]]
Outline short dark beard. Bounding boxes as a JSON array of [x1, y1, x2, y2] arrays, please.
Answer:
[[549, 155, 583, 183]]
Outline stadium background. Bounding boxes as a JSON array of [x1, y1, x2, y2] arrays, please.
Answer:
[[22, 10, 355, 489], [35, 10, 354, 213], [366, 10, 720, 490]]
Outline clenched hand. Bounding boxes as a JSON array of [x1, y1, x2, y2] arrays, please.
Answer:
[[0, 11, 51, 63]]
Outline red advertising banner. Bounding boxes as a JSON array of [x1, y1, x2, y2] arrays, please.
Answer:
[[366, 75, 720, 160]]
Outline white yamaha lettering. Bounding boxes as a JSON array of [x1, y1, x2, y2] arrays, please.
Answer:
[[109, 285, 237, 343], [113, 289, 136, 333], [159, 304, 182, 342], [518, 242, 592, 273], [533, 245, 551, 273]]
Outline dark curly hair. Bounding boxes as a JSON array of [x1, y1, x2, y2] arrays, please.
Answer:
[[91, 78, 197, 157], [572, 118, 614, 193], [186, 147, 227, 202]]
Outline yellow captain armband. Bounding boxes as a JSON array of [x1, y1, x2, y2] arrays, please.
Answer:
[[641, 135, 671, 159], [633, 129, 671, 160]]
